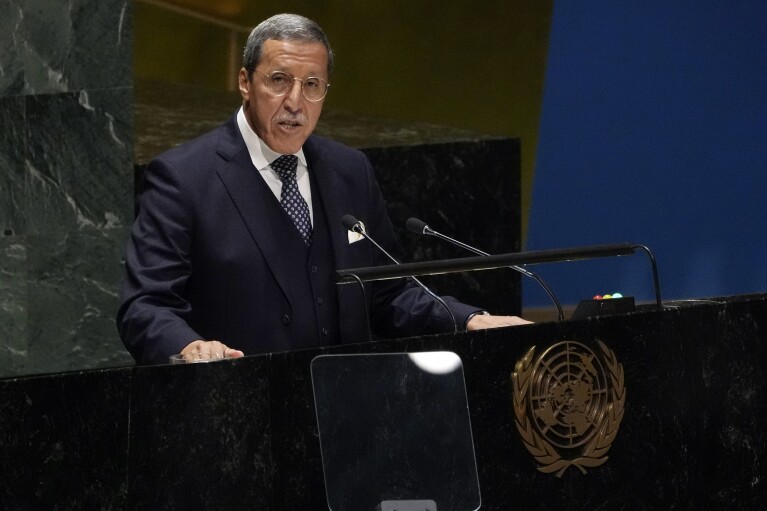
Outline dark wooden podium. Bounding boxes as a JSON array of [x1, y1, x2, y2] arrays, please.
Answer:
[[1, 294, 765, 509]]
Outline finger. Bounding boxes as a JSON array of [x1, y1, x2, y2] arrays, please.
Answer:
[[180, 340, 205, 360], [209, 340, 227, 359], [180, 340, 242, 360], [182, 340, 222, 361], [225, 349, 245, 359], [219, 342, 244, 359], [510, 316, 534, 325], [199, 340, 227, 360], [210, 340, 244, 359]]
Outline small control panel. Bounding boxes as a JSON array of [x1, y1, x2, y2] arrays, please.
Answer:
[[572, 293, 635, 319]]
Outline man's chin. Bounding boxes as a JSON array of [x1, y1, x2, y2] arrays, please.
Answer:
[[265, 133, 308, 155]]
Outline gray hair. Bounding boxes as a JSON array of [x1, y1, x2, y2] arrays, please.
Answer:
[[242, 13, 334, 78]]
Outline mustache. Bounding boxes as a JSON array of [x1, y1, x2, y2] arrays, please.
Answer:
[[273, 115, 307, 126]]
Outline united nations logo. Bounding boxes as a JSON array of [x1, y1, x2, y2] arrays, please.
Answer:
[[511, 340, 626, 477]]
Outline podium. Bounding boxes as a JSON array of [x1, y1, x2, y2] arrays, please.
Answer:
[[1, 293, 765, 509]]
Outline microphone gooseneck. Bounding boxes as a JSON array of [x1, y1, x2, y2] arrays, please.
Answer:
[[406, 217, 565, 322], [342, 215, 459, 333]]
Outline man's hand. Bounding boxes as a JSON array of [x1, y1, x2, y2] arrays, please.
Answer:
[[179, 340, 245, 361], [466, 313, 532, 331]]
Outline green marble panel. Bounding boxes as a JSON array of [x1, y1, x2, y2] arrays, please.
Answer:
[[0, 0, 132, 96]]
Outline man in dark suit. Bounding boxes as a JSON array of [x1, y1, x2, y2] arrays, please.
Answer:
[[117, 14, 529, 365]]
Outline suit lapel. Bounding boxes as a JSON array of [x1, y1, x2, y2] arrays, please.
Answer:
[[213, 116, 307, 305]]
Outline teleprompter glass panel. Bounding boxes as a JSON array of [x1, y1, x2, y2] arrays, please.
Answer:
[[310, 352, 481, 511]]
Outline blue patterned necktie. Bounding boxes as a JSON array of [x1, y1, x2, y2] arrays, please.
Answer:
[[271, 155, 313, 246]]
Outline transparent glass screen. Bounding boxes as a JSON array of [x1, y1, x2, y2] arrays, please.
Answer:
[[311, 352, 481, 511]]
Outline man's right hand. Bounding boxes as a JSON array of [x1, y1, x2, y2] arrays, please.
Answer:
[[179, 339, 244, 361]]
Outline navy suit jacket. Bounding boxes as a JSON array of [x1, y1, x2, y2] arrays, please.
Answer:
[[117, 114, 479, 364]]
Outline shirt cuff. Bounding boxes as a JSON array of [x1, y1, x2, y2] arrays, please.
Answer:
[[464, 310, 489, 329]]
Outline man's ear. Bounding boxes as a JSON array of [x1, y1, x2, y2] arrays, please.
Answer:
[[238, 68, 251, 100]]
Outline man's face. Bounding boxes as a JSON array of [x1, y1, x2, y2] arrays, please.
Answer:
[[239, 39, 329, 154]]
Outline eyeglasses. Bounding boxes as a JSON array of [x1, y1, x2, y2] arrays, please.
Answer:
[[254, 70, 330, 102]]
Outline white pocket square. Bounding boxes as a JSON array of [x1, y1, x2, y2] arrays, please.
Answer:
[[347, 221, 366, 244]]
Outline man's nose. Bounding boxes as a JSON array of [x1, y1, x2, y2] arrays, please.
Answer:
[[283, 79, 304, 108]]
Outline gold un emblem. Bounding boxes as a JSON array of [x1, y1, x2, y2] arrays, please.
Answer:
[[512, 340, 626, 477]]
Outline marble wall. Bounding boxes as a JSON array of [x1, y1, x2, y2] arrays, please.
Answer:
[[0, 0, 135, 377]]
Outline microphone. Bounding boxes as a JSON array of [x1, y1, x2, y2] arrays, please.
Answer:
[[341, 215, 459, 333], [406, 217, 565, 322]]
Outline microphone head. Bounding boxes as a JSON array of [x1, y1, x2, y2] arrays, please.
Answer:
[[341, 214, 360, 232], [406, 217, 429, 235]]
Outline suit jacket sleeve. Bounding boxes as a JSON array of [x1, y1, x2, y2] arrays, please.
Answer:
[[116, 155, 203, 364]]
